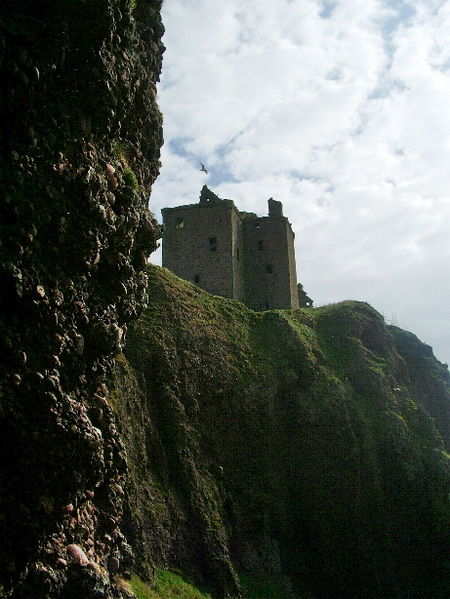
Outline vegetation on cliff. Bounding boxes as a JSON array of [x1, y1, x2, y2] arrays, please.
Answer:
[[1, 1, 449, 599], [111, 265, 450, 599]]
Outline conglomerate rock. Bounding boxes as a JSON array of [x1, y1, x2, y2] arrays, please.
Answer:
[[0, 1, 164, 597]]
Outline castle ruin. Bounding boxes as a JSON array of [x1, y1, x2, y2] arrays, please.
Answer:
[[162, 186, 310, 311]]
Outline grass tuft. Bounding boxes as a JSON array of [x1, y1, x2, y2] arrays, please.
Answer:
[[130, 570, 212, 599], [122, 167, 139, 190]]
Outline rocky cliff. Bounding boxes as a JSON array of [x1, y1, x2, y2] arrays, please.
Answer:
[[1, 2, 450, 599], [111, 265, 450, 599], [0, 1, 164, 597]]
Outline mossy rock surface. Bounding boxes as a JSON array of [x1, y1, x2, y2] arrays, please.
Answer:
[[111, 265, 450, 599]]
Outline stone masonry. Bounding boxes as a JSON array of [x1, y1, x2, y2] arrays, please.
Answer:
[[162, 186, 300, 310]]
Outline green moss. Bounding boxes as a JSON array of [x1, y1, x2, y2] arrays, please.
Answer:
[[114, 265, 450, 599], [239, 574, 287, 598], [113, 139, 134, 165], [129, 575, 153, 599], [122, 167, 139, 190], [130, 571, 212, 599], [112, 140, 140, 190], [128, 0, 138, 13], [239, 573, 316, 599]]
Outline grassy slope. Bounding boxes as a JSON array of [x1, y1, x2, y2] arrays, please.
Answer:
[[128, 570, 212, 599], [111, 265, 450, 599]]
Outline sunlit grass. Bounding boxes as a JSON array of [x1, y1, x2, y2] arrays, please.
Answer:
[[130, 570, 212, 599]]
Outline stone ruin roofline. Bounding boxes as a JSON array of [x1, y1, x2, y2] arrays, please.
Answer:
[[161, 201, 291, 224], [162, 200, 255, 220], [161, 186, 291, 224]]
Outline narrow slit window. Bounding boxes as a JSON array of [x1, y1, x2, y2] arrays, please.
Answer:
[[194, 274, 200, 283], [209, 237, 217, 251], [258, 240, 264, 250], [266, 264, 273, 273], [175, 217, 184, 229], [236, 248, 240, 261]]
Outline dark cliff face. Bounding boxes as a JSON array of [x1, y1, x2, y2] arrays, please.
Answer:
[[0, 1, 164, 597], [1, 2, 450, 599], [388, 326, 450, 450], [111, 266, 450, 599]]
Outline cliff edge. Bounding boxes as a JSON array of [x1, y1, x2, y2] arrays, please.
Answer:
[[111, 265, 450, 599]]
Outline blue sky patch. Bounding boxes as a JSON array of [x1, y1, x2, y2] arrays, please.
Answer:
[[381, 0, 416, 36], [319, 0, 337, 19], [169, 137, 194, 156]]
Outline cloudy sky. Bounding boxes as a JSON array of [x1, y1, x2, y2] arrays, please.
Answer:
[[149, 0, 450, 367]]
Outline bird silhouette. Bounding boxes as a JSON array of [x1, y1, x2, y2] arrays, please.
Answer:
[[200, 163, 208, 174]]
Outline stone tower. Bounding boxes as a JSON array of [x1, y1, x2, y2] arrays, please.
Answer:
[[161, 186, 300, 310]]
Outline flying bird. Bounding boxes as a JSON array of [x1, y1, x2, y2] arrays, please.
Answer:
[[200, 163, 208, 174]]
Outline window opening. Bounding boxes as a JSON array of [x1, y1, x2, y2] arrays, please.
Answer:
[[209, 237, 217, 251], [236, 248, 240, 261], [175, 217, 184, 229], [194, 274, 200, 283], [266, 264, 273, 273], [258, 240, 264, 250]]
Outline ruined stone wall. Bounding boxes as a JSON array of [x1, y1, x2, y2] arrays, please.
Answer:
[[162, 195, 299, 311], [0, 1, 164, 596], [286, 224, 299, 309], [162, 202, 237, 298], [231, 208, 245, 302], [243, 216, 298, 310]]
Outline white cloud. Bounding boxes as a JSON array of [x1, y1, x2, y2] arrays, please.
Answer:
[[150, 0, 450, 365]]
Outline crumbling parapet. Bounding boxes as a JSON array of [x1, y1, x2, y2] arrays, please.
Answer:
[[298, 283, 313, 307]]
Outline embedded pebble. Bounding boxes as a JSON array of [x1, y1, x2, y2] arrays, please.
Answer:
[[67, 543, 89, 566], [109, 556, 119, 572]]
